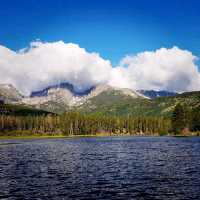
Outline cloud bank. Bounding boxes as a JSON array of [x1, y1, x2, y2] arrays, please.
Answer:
[[0, 41, 200, 95], [0, 41, 112, 95], [110, 47, 200, 92]]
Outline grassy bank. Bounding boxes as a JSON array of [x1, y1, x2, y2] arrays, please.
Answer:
[[0, 134, 121, 140], [0, 131, 118, 140], [0, 131, 158, 140], [0, 135, 68, 140], [0, 131, 200, 140]]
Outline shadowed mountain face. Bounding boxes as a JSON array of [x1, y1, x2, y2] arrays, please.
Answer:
[[31, 82, 95, 97], [137, 90, 177, 99]]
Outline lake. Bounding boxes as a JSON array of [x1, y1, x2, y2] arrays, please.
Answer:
[[0, 136, 200, 200]]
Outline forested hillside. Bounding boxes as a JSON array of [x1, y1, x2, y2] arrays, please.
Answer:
[[0, 103, 52, 116], [0, 112, 171, 136], [76, 91, 200, 117], [0, 91, 199, 137]]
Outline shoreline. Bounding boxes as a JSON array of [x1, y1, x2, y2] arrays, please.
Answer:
[[0, 134, 199, 140]]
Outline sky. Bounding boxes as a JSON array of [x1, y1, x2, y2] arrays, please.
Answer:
[[0, 0, 200, 94]]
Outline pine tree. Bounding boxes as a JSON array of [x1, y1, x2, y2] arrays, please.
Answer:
[[171, 103, 187, 134], [190, 106, 200, 131]]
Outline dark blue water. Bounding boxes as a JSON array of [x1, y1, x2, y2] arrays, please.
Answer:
[[0, 137, 200, 200]]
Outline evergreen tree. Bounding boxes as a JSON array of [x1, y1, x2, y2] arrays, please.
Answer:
[[171, 103, 188, 134], [190, 106, 200, 131]]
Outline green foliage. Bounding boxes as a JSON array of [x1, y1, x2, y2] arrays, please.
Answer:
[[76, 91, 200, 118], [0, 104, 51, 116], [0, 111, 171, 136], [171, 104, 186, 134], [190, 105, 200, 131], [60, 113, 171, 135], [0, 91, 199, 137], [0, 114, 61, 136], [171, 103, 200, 134]]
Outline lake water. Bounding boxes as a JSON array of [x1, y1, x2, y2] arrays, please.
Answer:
[[0, 136, 200, 200]]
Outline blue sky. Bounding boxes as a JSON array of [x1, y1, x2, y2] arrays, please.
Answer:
[[0, 0, 200, 93], [0, 0, 200, 66]]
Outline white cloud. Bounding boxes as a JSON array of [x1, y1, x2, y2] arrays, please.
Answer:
[[0, 41, 112, 95], [0, 41, 199, 95], [109, 47, 200, 92]]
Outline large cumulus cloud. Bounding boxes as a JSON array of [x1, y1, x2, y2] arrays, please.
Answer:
[[0, 41, 112, 95], [110, 47, 200, 92], [0, 41, 200, 95]]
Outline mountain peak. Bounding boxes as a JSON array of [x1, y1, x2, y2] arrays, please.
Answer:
[[90, 84, 148, 99], [0, 84, 23, 103], [0, 82, 179, 113], [30, 82, 94, 97], [20, 83, 148, 113]]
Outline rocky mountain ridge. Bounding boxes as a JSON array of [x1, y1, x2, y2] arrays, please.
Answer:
[[22, 84, 147, 112], [0, 84, 23, 103], [0, 83, 187, 114]]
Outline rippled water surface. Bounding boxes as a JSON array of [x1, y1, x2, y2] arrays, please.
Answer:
[[0, 136, 200, 200]]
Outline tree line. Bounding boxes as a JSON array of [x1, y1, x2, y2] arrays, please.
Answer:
[[171, 103, 200, 134], [0, 103, 199, 136], [0, 112, 171, 136]]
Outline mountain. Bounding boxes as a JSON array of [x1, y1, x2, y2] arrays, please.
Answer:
[[22, 84, 147, 113], [2, 83, 146, 113], [30, 82, 94, 97], [76, 90, 200, 117], [0, 83, 199, 117], [137, 90, 177, 99], [0, 84, 23, 103], [0, 84, 53, 116]]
